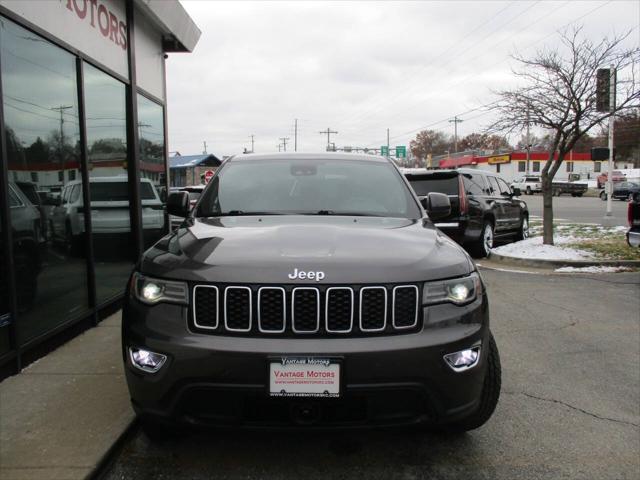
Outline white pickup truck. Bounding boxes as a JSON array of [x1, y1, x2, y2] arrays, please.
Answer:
[[510, 175, 542, 195], [50, 176, 165, 252]]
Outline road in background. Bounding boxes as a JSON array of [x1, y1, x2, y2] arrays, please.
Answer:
[[525, 195, 628, 226], [99, 269, 640, 480]]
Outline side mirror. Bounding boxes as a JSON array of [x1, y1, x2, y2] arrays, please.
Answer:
[[425, 192, 451, 220], [512, 187, 521, 197], [167, 191, 190, 218]]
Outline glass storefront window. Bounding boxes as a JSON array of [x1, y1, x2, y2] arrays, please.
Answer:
[[83, 62, 133, 304], [137, 94, 167, 249], [0, 198, 10, 356], [1, 17, 89, 343]]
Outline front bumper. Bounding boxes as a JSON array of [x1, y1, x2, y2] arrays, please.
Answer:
[[122, 294, 490, 428]]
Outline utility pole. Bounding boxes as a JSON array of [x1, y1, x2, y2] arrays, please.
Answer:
[[51, 105, 72, 184], [249, 134, 255, 153], [386, 128, 390, 159], [203, 140, 207, 154], [449, 116, 463, 153], [277, 143, 282, 152], [279, 137, 290, 152], [319, 127, 338, 150], [294, 119, 298, 152]]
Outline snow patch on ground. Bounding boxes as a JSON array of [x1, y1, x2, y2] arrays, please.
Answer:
[[492, 236, 592, 260], [555, 266, 632, 273]]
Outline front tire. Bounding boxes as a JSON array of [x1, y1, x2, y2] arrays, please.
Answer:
[[600, 191, 607, 201], [470, 221, 494, 258], [444, 332, 501, 432], [525, 186, 532, 195], [515, 215, 529, 241]]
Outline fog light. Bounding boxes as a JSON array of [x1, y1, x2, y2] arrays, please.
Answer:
[[444, 346, 481, 372], [129, 347, 167, 373]]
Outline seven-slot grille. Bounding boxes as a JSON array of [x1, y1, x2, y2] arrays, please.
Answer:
[[191, 284, 420, 337]]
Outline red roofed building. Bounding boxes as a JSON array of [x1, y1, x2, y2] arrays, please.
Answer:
[[437, 150, 622, 182]]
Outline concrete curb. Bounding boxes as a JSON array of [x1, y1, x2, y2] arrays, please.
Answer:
[[86, 417, 138, 480], [488, 252, 640, 269]]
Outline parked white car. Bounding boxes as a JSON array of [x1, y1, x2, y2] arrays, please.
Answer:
[[511, 175, 542, 195], [50, 176, 165, 252]]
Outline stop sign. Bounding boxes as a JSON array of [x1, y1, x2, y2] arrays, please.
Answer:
[[204, 170, 215, 183]]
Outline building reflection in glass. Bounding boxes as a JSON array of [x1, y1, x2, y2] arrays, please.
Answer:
[[1, 18, 89, 343], [84, 62, 135, 304], [137, 94, 167, 249]]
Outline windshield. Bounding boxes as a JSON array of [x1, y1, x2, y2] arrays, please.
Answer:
[[196, 158, 420, 218]]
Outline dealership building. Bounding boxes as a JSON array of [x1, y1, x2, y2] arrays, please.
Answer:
[[0, 0, 200, 373], [437, 150, 636, 182]]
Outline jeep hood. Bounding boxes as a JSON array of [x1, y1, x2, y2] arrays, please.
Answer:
[[140, 216, 474, 284]]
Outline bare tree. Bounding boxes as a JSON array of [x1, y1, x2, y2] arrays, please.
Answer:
[[489, 27, 639, 245], [458, 132, 511, 152], [410, 129, 451, 162]]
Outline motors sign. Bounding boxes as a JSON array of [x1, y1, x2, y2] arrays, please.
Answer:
[[65, 0, 127, 51], [0, 0, 129, 78]]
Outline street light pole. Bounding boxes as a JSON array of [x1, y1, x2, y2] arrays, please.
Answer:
[[603, 65, 616, 225], [386, 128, 390, 160], [526, 107, 531, 175]]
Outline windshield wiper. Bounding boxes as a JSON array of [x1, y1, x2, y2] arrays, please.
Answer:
[[201, 210, 290, 217], [306, 210, 382, 217]]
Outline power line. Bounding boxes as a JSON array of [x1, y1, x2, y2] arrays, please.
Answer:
[[339, 1, 542, 128], [345, 0, 606, 145], [342, 0, 603, 140]]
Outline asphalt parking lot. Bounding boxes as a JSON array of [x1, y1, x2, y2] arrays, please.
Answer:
[[98, 268, 640, 480], [525, 194, 629, 225]]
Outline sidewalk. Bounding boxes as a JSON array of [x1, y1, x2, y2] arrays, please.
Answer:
[[0, 312, 134, 480]]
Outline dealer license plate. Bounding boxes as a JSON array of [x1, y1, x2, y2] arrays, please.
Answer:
[[269, 357, 340, 398]]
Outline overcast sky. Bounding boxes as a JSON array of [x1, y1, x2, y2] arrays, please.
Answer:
[[166, 0, 639, 157]]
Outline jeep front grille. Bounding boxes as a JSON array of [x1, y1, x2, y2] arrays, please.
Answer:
[[191, 284, 422, 337]]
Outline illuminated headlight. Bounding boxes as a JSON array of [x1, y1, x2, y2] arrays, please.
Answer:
[[129, 347, 167, 373], [423, 272, 482, 306], [444, 346, 481, 372], [132, 272, 188, 305]]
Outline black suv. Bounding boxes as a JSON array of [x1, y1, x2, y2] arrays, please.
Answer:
[[404, 169, 529, 257], [123, 153, 501, 432], [3, 182, 44, 311]]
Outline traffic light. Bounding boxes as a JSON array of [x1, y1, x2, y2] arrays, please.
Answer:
[[596, 69, 616, 112], [591, 147, 616, 161]]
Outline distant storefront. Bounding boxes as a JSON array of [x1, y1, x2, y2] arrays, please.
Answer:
[[169, 153, 222, 187], [438, 151, 621, 182], [0, 0, 200, 372]]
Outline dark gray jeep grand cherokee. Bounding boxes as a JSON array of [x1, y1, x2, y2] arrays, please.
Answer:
[[123, 153, 501, 432]]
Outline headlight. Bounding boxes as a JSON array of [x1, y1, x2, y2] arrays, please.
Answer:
[[423, 272, 482, 306], [132, 272, 188, 305]]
